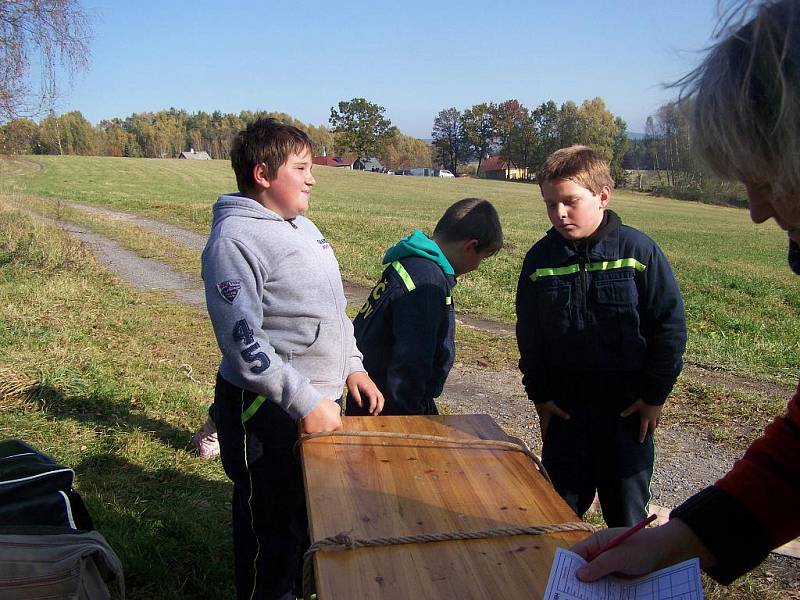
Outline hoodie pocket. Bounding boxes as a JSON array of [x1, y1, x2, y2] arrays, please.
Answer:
[[287, 320, 322, 361], [288, 321, 342, 385]]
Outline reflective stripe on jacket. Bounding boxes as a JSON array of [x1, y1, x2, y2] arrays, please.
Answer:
[[353, 255, 456, 414]]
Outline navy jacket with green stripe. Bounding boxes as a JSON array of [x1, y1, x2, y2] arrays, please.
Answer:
[[516, 210, 686, 407], [350, 231, 457, 415]]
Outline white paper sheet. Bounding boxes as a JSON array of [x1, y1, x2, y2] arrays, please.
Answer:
[[543, 547, 704, 600]]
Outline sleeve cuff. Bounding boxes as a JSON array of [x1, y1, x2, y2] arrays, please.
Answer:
[[347, 357, 365, 377], [286, 384, 323, 421], [670, 486, 771, 584], [639, 377, 676, 405]]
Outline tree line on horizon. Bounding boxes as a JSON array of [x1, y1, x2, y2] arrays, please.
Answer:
[[0, 106, 433, 169], [0, 97, 631, 185], [623, 99, 748, 206], [0, 97, 747, 205], [0, 109, 331, 161], [431, 98, 629, 183]]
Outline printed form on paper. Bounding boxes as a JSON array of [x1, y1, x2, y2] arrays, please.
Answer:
[[543, 547, 704, 600]]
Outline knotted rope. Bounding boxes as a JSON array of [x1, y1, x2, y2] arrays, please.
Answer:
[[298, 430, 582, 600], [301, 521, 595, 600]]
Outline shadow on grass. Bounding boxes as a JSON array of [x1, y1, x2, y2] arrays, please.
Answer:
[[33, 382, 193, 452], [9, 382, 235, 597], [73, 453, 235, 600]]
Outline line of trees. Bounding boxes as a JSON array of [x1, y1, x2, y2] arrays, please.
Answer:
[[0, 109, 334, 159], [431, 98, 629, 183], [328, 97, 433, 168], [0, 103, 435, 169], [623, 99, 747, 206]]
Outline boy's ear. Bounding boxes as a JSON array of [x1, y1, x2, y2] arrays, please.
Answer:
[[464, 239, 480, 253], [252, 163, 271, 190], [598, 186, 611, 208]]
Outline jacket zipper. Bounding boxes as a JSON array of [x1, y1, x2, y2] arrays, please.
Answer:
[[579, 248, 589, 325]]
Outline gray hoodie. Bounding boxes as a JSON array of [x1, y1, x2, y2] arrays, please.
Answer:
[[201, 193, 364, 420]]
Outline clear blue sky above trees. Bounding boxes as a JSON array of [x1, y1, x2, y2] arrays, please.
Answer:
[[62, 0, 718, 137]]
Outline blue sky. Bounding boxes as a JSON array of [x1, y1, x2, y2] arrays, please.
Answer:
[[59, 0, 721, 137]]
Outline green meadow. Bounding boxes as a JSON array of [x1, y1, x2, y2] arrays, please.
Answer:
[[2, 155, 798, 383], [0, 205, 231, 598]]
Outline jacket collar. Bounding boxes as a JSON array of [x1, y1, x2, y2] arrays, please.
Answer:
[[544, 210, 623, 264]]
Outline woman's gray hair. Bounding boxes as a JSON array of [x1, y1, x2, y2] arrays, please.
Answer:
[[679, 0, 800, 202]]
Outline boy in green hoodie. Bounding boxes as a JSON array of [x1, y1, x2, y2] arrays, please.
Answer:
[[348, 198, 502, 416]]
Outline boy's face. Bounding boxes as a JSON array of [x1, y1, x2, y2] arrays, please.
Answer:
[[451, 240, 497, 276], [745, 182, 800, 243], [261, 147, 315, 219], [541, 178, 609, 241]]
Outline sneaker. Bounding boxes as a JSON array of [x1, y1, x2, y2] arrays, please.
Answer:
[[192, 421, 220, 459]]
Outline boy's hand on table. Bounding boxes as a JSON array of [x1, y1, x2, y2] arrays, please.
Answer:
[[346, 371, 385, 415], [302, 398, 343, 433], [621, 400, 662, 443], [534, 400, 570, 439]]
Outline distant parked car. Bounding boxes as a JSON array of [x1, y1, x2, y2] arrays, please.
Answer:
[[435, 169, 455, 178]]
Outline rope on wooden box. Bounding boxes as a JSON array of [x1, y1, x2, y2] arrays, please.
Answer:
[[295, 429, 552, 484], [301, 521, 596, 600]]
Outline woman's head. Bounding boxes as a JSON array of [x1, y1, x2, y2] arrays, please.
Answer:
[[682, 0, 800, 238]]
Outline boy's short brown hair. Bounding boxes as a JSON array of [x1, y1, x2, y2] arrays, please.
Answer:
[[230, 117, 313, 193], [433, 198, 503, 253], [537, 145, 614, 194]]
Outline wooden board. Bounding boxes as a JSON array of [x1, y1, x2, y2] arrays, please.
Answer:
[[301, 414, 590, 599]]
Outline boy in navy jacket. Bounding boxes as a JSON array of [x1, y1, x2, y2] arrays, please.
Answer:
[[516, 146, 686, 527], [349, 198, 503, 415]]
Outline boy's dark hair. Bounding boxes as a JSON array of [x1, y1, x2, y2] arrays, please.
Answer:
[[537, 145, 614, 194], [230, 117, 313, 193], [433, 198, 503, 253]]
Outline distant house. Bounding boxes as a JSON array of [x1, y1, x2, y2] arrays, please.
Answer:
[[312, 156, 353, 168], [179, 149, 211, 160], [352, 157, 384, 172], [478, 155, 528, 180]]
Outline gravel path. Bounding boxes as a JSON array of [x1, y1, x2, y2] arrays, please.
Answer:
[[29, 202, 790, 513]]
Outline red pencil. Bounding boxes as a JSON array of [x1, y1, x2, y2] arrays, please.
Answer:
[[585, 514, 658, 562]]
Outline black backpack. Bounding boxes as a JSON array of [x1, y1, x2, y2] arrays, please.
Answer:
[[0, 440, 125, 599]]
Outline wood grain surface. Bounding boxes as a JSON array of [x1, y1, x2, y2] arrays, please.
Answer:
[[301, 414, 590, 599]]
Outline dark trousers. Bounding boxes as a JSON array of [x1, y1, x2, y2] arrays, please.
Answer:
[[214, 374, 308, 600], [542, 399, 654, 528], [345, 392, 438, 416]]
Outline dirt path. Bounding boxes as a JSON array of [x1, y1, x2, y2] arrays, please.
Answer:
[[66, 202, 520, 337], [16, 206, 205, 307], [61, 203, 800, 392]]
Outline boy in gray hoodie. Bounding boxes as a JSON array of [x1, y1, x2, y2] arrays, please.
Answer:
[[201, 118, 383, 600]]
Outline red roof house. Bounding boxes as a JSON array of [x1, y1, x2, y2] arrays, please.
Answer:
[[478, 155, 528, 180]]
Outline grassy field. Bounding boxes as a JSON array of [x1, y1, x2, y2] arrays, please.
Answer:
[[0, 203, 232, 598], [0, 157, 796, 598], [2, 155, 798, 384]]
